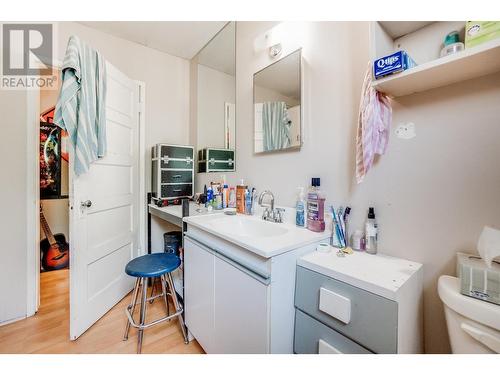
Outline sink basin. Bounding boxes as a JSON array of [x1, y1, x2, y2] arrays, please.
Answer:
[[208, 216, 289, 238]]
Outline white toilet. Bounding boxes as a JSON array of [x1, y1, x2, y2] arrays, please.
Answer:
[[438, 275, 500, 353]]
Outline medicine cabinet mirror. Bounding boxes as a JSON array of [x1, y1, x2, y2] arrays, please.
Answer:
[[195, 21, 236, 173], [253, 49, 302, 154]]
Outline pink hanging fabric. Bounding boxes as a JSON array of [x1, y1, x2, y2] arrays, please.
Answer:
[[356, 65, 392, 184]]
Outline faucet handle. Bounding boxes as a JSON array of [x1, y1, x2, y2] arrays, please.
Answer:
[[274, 208, 285, 223]]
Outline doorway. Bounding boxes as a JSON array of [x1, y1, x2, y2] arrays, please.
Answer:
[[37, 72, 71, 314]]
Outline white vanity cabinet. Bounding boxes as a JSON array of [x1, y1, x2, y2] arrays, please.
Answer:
[[183, 221, 329, 354], [184, 236, 270, 353]]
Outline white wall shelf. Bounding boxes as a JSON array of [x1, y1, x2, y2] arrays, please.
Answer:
[[372, 38, 500, 97], [369, 21, 500, 98]]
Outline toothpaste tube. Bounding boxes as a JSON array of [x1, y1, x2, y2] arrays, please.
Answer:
[[373, 50, 417, 79]]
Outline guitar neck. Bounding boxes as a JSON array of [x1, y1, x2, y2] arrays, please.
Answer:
[[40, 211, 57, 246]]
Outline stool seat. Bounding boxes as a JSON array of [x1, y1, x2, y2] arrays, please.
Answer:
[[125, 253, 180, 278]]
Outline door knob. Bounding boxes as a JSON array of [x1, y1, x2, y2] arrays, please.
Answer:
[[81, 200, 92, 208]]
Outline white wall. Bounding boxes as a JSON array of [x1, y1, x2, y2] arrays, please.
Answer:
[[213, 21, 500, 353], [0, 22, 191, 324], [57, 22, 191, 192], [197, 64, 235, 149]]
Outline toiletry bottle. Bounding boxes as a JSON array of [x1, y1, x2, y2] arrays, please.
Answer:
[[351, 230, 364, 251], [236, 180, 247, 214], [229, 187, 236, 208], [206, 187, 214, 212], [365, 207, 378, 254], [203, 184, 208, 208], [223, 184, 229, 209], [245, 188, 252, 215], [216, 193, 223, 210], [295, 187, 306, 227], [307, 178, 325, 232]]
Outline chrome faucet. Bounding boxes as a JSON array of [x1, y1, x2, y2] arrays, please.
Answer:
[[258, 190, 285, 223]]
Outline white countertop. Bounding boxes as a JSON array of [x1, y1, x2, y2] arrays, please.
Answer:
[[298, 248, 423, 301], [184, 212, 331, 258], [148, 202, 213, 219]]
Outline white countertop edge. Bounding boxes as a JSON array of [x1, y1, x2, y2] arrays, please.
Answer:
[[296, 255, 422, 301], [183, 216, 331, 259]]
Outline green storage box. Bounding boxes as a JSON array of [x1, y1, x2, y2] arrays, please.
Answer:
[[198, 148, 235, 173], [465, 21, 500, 48]]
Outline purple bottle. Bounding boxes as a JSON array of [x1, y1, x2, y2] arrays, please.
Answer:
[[307, 178, 325, 232]]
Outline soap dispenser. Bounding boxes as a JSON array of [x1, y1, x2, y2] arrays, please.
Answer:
[[296, 187, 306, 228]]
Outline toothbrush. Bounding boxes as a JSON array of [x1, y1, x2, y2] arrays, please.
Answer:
[[331, 206, 345, 248]]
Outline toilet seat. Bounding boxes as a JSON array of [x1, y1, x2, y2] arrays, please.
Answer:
[[438, 275, 500, 331]]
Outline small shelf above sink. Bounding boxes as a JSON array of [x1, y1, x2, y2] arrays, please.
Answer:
[[372, 38, 500, 97], [370, 21, 500, 98]]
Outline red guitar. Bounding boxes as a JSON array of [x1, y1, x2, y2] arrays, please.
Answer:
[[40, 205, 69, 271]]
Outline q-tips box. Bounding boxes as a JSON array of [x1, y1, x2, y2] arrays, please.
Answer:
[[373, 50, 417, 80]]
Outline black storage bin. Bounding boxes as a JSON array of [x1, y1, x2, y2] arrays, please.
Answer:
[[164, 231, 182, 255]]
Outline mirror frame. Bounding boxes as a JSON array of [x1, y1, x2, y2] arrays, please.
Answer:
[[253, 48, 302, 155]]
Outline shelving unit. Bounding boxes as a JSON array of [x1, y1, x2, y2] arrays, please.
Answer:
[[370, 21, 500, 98]]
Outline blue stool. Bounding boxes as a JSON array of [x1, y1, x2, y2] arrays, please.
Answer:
[[123, 253, 188, 353]]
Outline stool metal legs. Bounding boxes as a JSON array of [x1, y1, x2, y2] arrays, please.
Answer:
[[137, 277, 148, 353], [163, 273, 189, 344], [123, 278, 140, 341], [123, 273, 188, 353]]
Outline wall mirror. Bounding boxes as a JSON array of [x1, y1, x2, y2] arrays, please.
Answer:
[[196, 21, 236, 173], [254, 49, 301, 154]]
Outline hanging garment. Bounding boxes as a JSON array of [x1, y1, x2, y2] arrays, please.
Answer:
[[262, 101, 291, 151], [356, 65, 392, 184], [54, 35, 107, 176]]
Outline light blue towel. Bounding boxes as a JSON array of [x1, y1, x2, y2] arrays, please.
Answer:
[[54, 35, 107, 176]]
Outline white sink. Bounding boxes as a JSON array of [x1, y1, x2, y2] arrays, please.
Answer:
[[208, 215, 289, 238], [184, 212, 331, 258]]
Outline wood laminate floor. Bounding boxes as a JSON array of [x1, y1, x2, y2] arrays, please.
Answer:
[[0, 269, 204, 354]]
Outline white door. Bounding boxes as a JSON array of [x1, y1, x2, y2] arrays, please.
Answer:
[[184, 237, 215, 353], [70, 62, 140, 340], [213, 255, 269, 353]]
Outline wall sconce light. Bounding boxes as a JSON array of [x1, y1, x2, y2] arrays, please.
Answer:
[[269, 43, 282, 58]]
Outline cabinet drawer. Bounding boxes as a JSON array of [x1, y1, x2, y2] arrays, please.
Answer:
[[160, 145, 193, 159], [158, 145, 194, 169], [160, 183, 193, 199], [295, 266, 398, 353], [161, 170, 193, 184], [294, 309, 372, 354]]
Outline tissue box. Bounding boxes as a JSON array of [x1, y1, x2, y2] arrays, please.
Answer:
[[373, 50, 417, 80], [465, 21, 500, 48], [457, 252, 500, 305]]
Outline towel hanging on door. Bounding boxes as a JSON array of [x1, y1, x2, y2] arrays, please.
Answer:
[[355, 64, 392, 184], [54, 35, 107, 176]]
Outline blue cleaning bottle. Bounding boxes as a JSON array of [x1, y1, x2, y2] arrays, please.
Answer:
[[296, 187, 305, 227]]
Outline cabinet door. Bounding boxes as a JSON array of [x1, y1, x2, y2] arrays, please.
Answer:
[[213, 255, 270, 353], [184, 238, 215, 353]]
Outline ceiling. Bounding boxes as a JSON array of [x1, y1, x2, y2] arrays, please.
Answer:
[[79, 21, 227, 59]]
